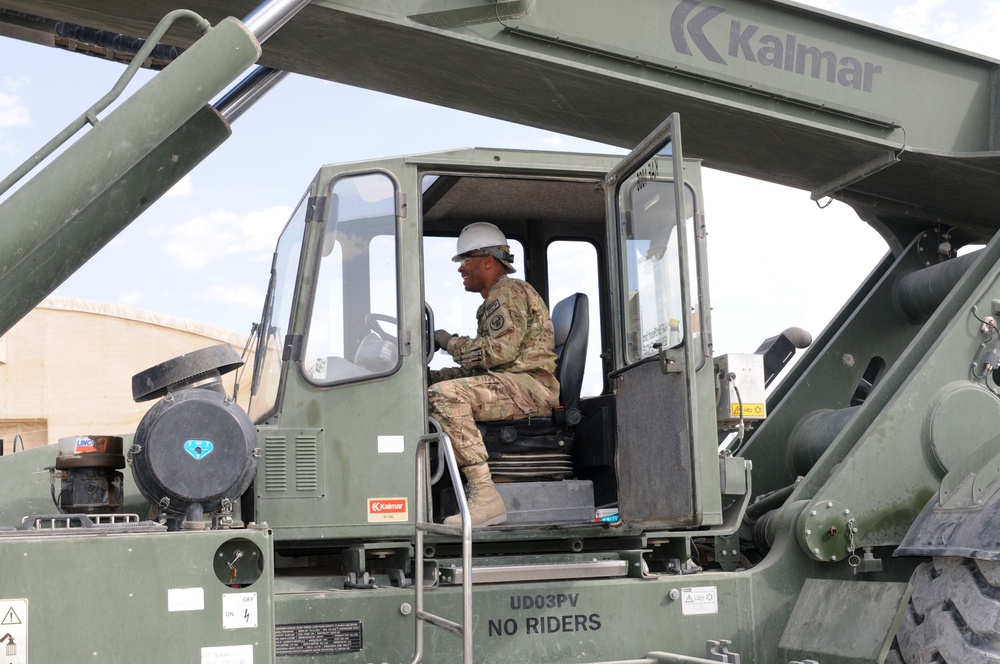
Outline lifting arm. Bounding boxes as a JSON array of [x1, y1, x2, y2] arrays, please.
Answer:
[[2, 0, 999, 239]]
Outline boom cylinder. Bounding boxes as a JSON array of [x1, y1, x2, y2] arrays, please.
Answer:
[[895, 250, 979, 324], [0, 106, 233, 336], [0, 17, 261, 337], [790, 407, 860, 476]]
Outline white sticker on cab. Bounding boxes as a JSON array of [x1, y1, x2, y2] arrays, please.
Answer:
[[378, 435, 404, 453], [168, 587, 205, 612], [201, 644, 254, 664], [223, 592, 258, 629]]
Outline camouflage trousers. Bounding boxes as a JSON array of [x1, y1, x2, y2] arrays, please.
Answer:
[[428, 373, 550, 467]]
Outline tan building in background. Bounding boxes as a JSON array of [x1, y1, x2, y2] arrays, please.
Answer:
[[0, 296, 251, 453]]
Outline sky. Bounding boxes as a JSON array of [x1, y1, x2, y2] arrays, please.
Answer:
[[2, 0, 999, 365]]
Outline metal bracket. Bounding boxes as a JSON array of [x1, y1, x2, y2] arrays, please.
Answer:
[[661, 347, 684, 373], [282, 333, 304, 361], [707, 639, 741, 664], [395, 190, 408, 218], [811, 150, 900, 201], [305, 195, 327, 223]]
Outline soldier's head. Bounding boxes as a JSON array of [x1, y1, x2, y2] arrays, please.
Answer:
[[453, 223, 515, 297]]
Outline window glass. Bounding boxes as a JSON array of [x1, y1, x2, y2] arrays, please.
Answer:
[[619, 179, 696, 364], [548, 241, 602, 396], [304, 172, 400, 384], [423, 236, 524, 371], [249, 191, 309, 421]]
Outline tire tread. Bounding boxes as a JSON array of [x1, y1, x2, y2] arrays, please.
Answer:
[[897, 558, 1000, 664]]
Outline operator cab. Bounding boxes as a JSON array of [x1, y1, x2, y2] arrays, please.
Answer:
[[248, 116, 749, 547], [422, 174, 606, 524]]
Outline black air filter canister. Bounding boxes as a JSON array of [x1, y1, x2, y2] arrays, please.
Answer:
[[129, 344, 257, 530], [131, 389, 256, 529]]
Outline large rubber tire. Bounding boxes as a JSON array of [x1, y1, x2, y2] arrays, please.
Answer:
[[896, 557, 1000, 663]]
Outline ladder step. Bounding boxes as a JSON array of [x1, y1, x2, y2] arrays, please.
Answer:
[[440, 560, 628, 584]]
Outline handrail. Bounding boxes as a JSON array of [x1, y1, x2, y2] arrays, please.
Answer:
[[412, 425, 473, 663], [0, 0, 315, 198], [0, 9, 212, 197]]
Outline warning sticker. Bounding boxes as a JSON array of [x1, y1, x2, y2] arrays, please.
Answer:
[[0, 598, 27, 663], [681, 586, 718, 616], [731, 403, 765, 418], [367, 497, 408, 522]]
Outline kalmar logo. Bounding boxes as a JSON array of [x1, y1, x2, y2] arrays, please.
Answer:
[[669, 0, 883, 93], [367, 497, 408, 521], [670, 0, 727, 64], [371, 500, 405, 512]]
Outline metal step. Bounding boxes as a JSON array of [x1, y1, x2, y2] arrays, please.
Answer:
[[439, 559, 628, 585]]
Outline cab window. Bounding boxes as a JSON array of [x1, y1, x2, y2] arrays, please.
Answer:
[[619, 179, 697, 364], [304, 172, 400, 384], [249, 191, 310, 422], [547, 240, 603, 396]]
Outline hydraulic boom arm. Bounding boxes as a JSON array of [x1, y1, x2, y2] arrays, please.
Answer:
[[2, 0, 999, 244]]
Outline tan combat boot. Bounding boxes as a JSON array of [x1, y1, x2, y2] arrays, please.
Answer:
[[444, 462, 507, 527]]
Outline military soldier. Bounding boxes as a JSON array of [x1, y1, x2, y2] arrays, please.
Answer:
[[430, 222, 559, 527]]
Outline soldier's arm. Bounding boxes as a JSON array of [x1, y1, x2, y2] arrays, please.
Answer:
[[447, 294, 528, 370]]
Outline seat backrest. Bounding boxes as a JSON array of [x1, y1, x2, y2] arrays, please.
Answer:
[[550, 293, 589, 411]]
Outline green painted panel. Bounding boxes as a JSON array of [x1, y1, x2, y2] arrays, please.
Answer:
[[0, 527, 275, 662], [779, 579, 908, 664], [274, 571, 756, 663]]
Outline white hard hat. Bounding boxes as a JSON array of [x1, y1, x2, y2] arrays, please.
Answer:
[[453, 222, 516, 273]]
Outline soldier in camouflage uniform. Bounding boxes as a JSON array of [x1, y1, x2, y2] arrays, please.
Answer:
[[430, 222, 559, 527]]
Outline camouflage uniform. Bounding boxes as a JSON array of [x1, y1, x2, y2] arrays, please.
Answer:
[[429, 276, 559, 467]]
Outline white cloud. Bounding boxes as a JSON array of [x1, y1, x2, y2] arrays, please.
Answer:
[[0, 91, 29, 129], [702, 169, 886, 355], [164, 205, 291, 269], [117, 290, 144, 306], [828, 0, 1000, 59], [800, 0, 849, 12], [0, 73, 28, 91], [796, 0, 1000, 60], [888, 0, 948, 37], [200, 285, 267, 309], [942, 2, 1000, 58], [164, 174, 194, 197]]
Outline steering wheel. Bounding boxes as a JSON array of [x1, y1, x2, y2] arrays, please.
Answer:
[[364, 313, 398, 343], [362, 305, 437, 364]]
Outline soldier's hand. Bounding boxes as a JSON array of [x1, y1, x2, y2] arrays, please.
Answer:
[[434, 329, 455, 351]]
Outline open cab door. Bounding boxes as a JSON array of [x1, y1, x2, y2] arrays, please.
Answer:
[[605, 114, 725, 529]]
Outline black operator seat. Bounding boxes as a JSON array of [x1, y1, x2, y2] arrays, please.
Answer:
[[479, 293, 589, 473], [552, 292, 588, 414]]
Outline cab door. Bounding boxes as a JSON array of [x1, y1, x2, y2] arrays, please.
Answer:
[[251, 160, 428, 542], [605, 114, 722, 528]]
